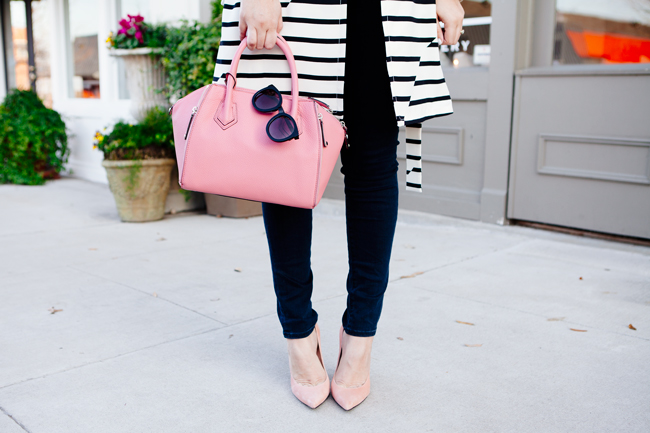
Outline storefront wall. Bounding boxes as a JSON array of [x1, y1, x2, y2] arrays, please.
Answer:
[[0, 0, 211, 183], [55, 0, 211, 183], [2, 0, 647, 238], [324, 0, 650, 239], [324, 0, 520, 226]]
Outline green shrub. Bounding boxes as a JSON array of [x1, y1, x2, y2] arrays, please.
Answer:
[[211, 0, 223, 22], [0, 90, 69, 185], [160, 12, 222, 99], [94, 107, 174, 161]]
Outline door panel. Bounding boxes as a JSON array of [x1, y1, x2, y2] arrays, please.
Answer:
[[508, 72, 650, 239], [397, 101, 487, 219], [323, 100, 488, 220]]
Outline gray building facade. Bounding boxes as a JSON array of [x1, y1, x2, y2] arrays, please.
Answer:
[[323, 0, 650, 240]]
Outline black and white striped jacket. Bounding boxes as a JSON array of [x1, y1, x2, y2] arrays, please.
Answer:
[[213, 0, 454, 192]]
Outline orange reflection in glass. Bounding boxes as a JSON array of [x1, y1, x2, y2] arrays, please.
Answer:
[[567, 29, 650, 63]]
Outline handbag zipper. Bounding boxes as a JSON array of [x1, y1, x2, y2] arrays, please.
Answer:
[[310, 97, 348, 148], [317, 112, 328, 147], [184, 106, 198, 140], [309, 96, 333, 114], [340, 120, 349, 149], [183, 84, 213, 140]]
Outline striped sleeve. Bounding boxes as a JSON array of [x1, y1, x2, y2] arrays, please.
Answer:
[[405, 124, 423, 192], [214, 0, 346, 117], [381, 0, 453, 126]]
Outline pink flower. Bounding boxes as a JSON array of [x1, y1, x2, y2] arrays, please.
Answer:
[[135, 31, 144, 43], [119, 18, 131, 29], [129, 14, 145, 23]]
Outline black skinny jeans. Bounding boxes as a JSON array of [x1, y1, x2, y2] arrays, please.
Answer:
[[262, 2, 399, 338]]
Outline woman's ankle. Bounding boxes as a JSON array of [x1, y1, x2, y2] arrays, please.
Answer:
[[287, 329, 327, 385], [335, 333, 373, 387]]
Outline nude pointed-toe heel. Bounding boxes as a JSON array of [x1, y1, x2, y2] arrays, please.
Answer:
[[331, 326, 371, 411], [290, 323, 330, 409]]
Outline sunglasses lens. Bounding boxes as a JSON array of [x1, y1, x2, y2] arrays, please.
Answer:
[[268, 115, 297, 141], [254, 89, 281, 111]]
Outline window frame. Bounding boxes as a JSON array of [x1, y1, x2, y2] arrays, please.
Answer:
[[50, 0, 127, 115]]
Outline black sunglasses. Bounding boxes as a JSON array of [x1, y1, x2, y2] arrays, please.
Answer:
[[252, 84, 299, 142]]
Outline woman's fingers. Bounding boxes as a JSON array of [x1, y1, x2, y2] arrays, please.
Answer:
[[444, 21, 462, 46], [436, 0, 465, 46], [264, 29, 278, 50], [240, 0, 283, 50], [239, 20, 248, 42], [247, 27, 258, 51], [256, 28, 267, 50], [437, 22, 445, 44]]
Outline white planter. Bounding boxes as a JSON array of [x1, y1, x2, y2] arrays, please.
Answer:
[[109, 48, 168, 122]]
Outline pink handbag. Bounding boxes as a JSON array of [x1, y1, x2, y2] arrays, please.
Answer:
[[170, 36, 346, 209]]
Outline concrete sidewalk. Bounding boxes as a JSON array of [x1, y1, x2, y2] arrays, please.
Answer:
[[1, 178, 648, 433]]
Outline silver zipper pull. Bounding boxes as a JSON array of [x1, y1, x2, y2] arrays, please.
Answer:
[[317, 112, 328, 147], [184, 106, 198, 140]]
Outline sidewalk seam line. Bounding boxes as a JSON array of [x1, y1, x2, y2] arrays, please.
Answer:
[[402, 284, 650, 343], [0, 309, 287, 392], [0, 405, 31, 433], [68, 266, 230, 326], [0, 326, 223, 392], [504, 250, 650, 278], [388, 240, 531, 283]]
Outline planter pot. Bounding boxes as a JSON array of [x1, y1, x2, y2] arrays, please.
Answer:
[[109, 48, 168, 122], [165, 165, 206, 214], [205, 194, 263, 218], [102, 159, 176, 222]]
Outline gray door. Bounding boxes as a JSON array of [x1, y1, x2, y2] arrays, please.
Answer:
[[507, 1, 650, 239], [324, 1, 506, 222]]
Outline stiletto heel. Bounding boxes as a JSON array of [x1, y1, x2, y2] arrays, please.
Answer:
[[289, 323, 330, 408], [331, 326, 371, 410]]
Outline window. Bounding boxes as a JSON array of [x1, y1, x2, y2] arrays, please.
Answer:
[[441, 0, 492, 68], [554, 0, 650, 65], [33, 0, 52, 107], [66, 0, 100, 98], [9, 1, 29, 91], [8, 0, 52, 106], [119, 0, 150, 21]]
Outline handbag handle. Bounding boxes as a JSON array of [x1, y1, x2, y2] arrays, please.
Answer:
[[221, 36, 299, 122]]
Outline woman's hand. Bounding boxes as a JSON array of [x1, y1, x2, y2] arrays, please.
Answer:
[[436, 0, 465, 45], [240, 0, 284, 51]]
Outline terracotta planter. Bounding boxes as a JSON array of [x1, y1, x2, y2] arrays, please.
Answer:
[[102, 159, 176, 222], [108, 48, 168, 122], [204, 194, 263, 218]]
